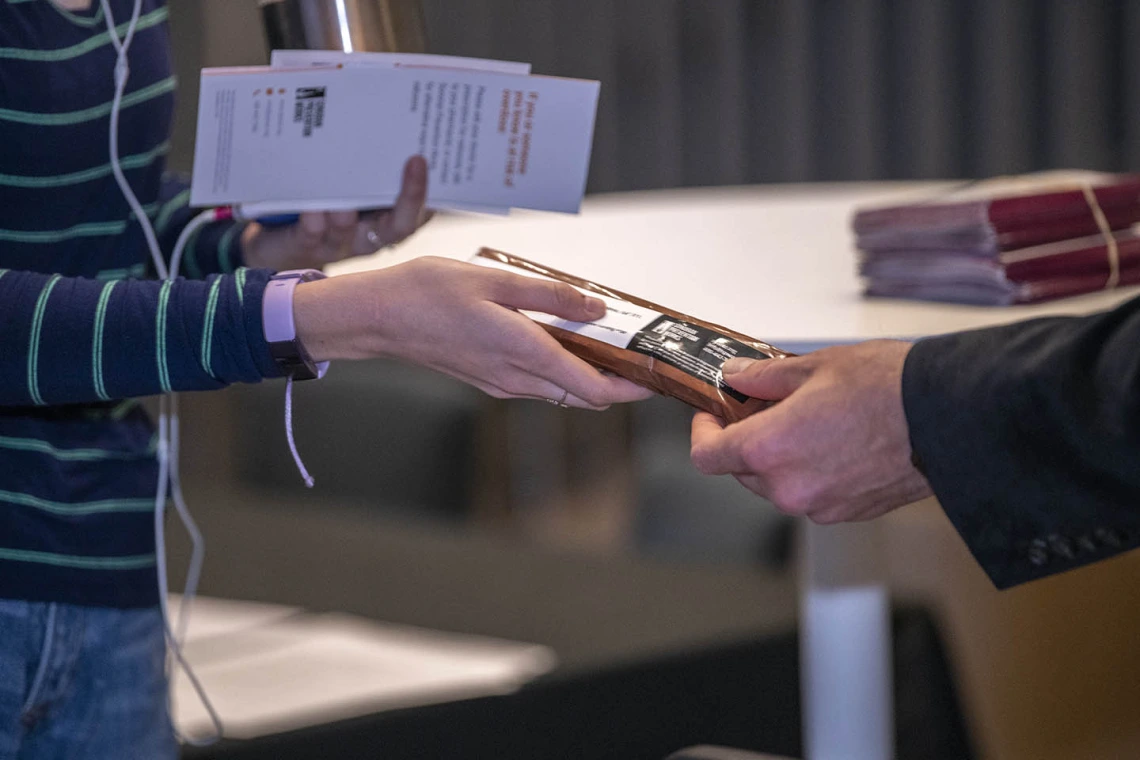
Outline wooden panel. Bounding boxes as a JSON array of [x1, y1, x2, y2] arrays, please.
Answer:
[[886, 502, 1140, 760]]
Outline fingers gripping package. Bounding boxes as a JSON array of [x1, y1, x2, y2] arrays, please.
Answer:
[[472, 249, 795, 422]]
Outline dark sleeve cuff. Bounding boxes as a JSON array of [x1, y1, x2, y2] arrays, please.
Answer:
[[901, 312, 1140, 589], [238, 267, 288, 380]]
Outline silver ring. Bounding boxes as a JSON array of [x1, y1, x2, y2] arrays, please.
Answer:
[[546, 389, 570, 408], [366, 227, 383, 248]]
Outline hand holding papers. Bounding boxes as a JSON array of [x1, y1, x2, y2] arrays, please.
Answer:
[[190, 52, 600, 217]]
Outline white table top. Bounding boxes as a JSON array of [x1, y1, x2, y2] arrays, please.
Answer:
[[173, 597, 555, 741], [330, 182, 1140, 353]]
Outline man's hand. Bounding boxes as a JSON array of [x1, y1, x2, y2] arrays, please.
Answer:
[[241, 156, 432, 271], [690, 340, 933, 522], [292, 256, 654, 410]]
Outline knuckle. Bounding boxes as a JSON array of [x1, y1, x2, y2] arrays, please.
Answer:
[[739, 436, 774, 475], [392, 218, 415, 240], [768, 479, 812, 517], [552, 282, 583, 313], [300, 212, 326, 236], [330, 210, 357, 229], [495, 373, 532, 398], [578, 385, 609, 408], [690, 444, 719, 474]]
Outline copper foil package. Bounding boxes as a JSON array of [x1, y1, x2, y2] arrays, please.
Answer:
[[472, 248, 794, 422]]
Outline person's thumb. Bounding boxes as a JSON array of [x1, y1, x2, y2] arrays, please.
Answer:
[[720, 355, 813, 401]]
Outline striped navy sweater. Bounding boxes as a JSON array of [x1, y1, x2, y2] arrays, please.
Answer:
[[0, 0, 281, 607]]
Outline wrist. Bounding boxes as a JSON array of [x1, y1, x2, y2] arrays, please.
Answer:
[[293, 274, 394, 362], [292, 278, 340, 362]]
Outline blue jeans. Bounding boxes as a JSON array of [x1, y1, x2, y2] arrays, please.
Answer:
[[0, 600, 176, 760]]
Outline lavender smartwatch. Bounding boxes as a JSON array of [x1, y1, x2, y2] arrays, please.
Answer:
[[262, 269, 329, 380]]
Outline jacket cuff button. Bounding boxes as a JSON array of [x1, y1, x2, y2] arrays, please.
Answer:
[[1046, 534, 1076, 559], [1027, 539, 1050, 566]]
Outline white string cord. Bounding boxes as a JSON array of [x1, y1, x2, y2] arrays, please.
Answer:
[[285, 375, 316, 487], [102, 0, 222, 745], [167, 393, 206, 646], [154, 398, 224, 745]]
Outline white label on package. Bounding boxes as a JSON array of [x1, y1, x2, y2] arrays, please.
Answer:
[[469, 256, 663, 349]]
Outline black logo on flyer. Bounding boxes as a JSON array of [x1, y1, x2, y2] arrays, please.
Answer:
[[293, 87, 327, 137]]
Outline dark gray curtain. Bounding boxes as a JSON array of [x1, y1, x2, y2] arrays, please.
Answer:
[[421, 0, 1140, 192]]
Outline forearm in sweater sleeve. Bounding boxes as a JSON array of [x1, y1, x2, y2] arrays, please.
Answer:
[[901, 295, 1140, 589], [0, 266, 282, 406]]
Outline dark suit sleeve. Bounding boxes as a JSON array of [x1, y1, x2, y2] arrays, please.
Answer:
[[900, 295, 1140, 589]]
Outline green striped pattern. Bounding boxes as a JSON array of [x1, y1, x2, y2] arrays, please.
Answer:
[[107, 399, 140, 421], [94, 262, 146, 281], [0, 433, 154, 461], [0, 76, 175, 126], [154, 188, 190, 235], [235, 267, 248, 305], [0, 488, 152, 516], [181, 225, 202, 278], [0, 140, 168, 189], [45, 0, 105, 27], [217, 223, 241, 274], [200, 278, 223, 378], [92, 280, 117, 400], [0, 547, 155, 571], [26, 274, 61, 406], [0, 5, 167, 61], [155, 279, 172, 392], [0, 202, 159, 245]]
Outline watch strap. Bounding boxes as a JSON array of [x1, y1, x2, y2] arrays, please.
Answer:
[[263, 269, 329, 380]]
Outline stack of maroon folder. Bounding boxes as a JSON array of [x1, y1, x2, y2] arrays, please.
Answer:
[[853, 173, 1140, 305]]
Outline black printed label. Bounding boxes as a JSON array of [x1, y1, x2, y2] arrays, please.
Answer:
[[629, 317, 770, 403], [293, 87, 327, 137]]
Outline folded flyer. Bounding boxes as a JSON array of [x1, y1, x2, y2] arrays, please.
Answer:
[[269, 49, 531, 76], [190, 54, 599, 215]]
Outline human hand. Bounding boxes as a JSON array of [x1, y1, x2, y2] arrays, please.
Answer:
[[292, 256, 655, 409], [241, 156, 433, 271], [690, 340, 933, 522]]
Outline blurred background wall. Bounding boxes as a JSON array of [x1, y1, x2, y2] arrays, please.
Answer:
[[169, 0, 1140, 187], [165, 2, 1140, 759]]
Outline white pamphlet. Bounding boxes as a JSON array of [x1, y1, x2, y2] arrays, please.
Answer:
[[190, 62, 599, 214], [269, 49, 531, 76]]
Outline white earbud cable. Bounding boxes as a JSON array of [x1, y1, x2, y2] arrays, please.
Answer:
[[101, 0, 222, 745]]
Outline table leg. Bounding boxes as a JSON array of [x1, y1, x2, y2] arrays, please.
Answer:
[[800, 520, 893, 760]]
